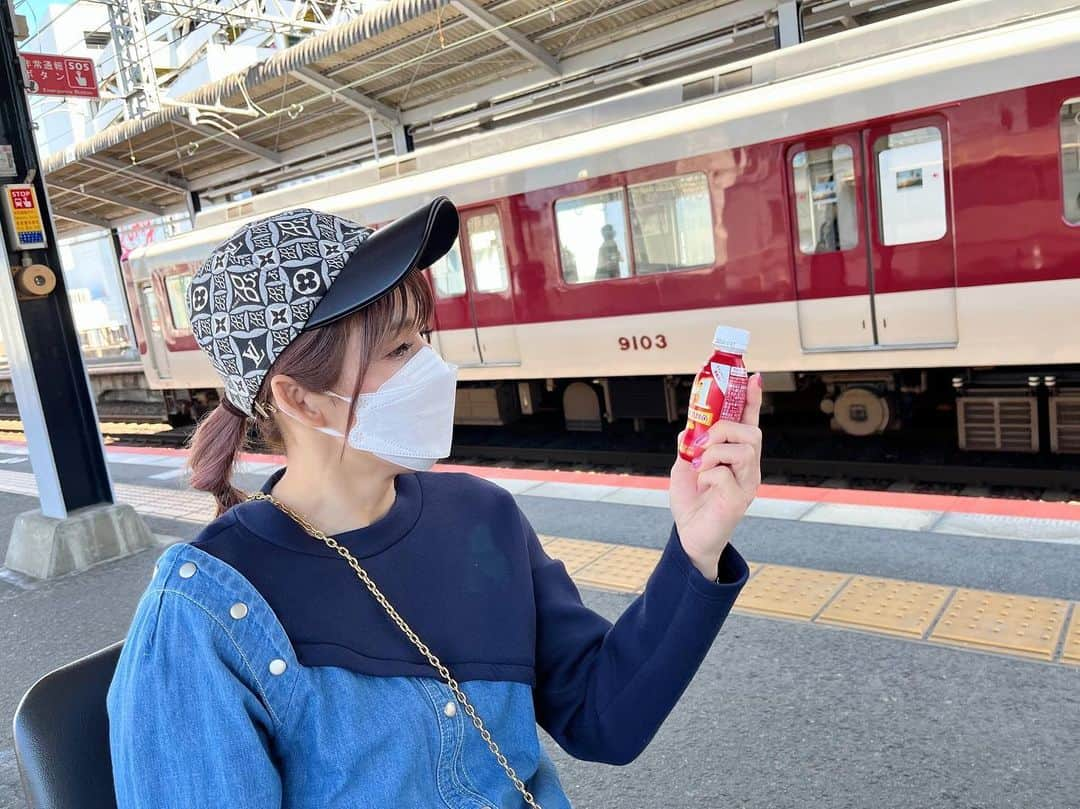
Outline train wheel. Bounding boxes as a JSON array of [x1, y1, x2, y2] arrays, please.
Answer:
[[823, 387, 892, 437]]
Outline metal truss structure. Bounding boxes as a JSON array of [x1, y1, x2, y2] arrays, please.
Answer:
[[33, 0, 1046, 236]]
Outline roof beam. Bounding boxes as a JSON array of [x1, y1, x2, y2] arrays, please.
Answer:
[[82, 155, 191, 194], [449, 0, 561, 76], [173, 120, 284, 165], [48, 181, 167, 217], [189, 3, 766, 195], [52, 207, 113, 230], [290, 67, 402, 124], [404, 1, 773, 125]]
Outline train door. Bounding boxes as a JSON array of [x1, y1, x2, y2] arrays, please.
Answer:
[[787, 134, 875, 350], [460, 207, 519, 365], [428, 235, 481, 365], [429, 206, 520, 367], [787, 118, 958, 350], [862, 117, 958, 346], [138, 282, 172, 379]]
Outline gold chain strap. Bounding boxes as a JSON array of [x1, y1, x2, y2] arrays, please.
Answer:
[[245, 492, 543, 809]]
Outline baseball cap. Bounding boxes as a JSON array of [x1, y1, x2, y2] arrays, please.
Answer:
[[187, 196, 459, 417]]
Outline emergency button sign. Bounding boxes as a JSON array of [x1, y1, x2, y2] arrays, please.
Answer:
[[20, 53, 98, 99]]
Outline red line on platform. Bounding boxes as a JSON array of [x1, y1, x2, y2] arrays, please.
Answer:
[[2, 438, 1077, 522], [431, 463, 671, 489]]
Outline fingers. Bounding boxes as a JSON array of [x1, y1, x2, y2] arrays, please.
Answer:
[[742, 373, 763, 428], [695, 463, 748, 505], [670, 451, 696, 487], [695, 419, 762, 451], [692, 440, 760, 489]]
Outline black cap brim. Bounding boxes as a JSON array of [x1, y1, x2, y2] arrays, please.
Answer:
[[304, 196, 459, 330]]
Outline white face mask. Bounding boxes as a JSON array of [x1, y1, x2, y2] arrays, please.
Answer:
[[280, 345, 458, 471]]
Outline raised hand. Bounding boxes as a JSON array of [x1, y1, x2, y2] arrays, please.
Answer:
[[669, 374, 763, 579]]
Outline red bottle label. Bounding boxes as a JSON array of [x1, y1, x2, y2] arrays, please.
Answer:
[[678, 351, 748, 462]]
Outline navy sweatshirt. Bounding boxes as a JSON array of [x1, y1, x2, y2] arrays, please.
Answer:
[[192, 468, 749, 764]]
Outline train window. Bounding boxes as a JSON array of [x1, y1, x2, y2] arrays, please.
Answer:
[[164, 273, 193, 331], [429, 238, 465, 298], [554, 189, 630, 283], [792, 145, 859, 254], [465, 212, 508, 293], [627, 173, 714, 274], [873, 127, 947, 244], [1061, 99, 1080, 224]]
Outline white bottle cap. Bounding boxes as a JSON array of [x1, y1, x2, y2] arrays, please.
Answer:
[[712, 325, 750, 354]]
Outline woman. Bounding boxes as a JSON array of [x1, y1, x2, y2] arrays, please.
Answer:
[[106, 197, 762, 808]]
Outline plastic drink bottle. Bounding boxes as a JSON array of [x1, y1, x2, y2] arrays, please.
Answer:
[[678, 326, 751, 463]]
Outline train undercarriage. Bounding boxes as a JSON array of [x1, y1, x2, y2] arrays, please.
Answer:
[[41, 365, 1076, 459]]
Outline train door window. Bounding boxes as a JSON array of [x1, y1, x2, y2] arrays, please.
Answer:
[[554, 189, 630, 283], [429, 237, 466, 297], [164, 273, 193, 331], [627, 173, 714, 274], [1061, 98, 1080, 224], [873, 126, 947, 244], [791, 145, 859, 254], [465, 212, 508, 293]]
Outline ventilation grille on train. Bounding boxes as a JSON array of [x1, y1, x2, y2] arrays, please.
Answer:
[[956, 396, 1038, 453], [681, 67, 752, 103], [1050, 394, 1080, 454]]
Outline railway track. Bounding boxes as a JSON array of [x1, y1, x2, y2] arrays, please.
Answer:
[[0, 419, 1076, 502]]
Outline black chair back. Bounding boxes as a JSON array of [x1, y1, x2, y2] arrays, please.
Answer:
[[12, 641, 123, 809]]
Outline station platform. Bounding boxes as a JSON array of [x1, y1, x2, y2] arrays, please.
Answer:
[[2, 440, 1078, 808]]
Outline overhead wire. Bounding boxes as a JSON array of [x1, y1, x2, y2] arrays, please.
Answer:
[[39, 0, 577, 154], [32, 0, 292, 151], [15, 0, 91, 47], [42, 0, 596, 211], [101, 0, 591, 171]]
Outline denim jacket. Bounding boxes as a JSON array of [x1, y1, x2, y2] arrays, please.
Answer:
[[106, 471, 748, 808]]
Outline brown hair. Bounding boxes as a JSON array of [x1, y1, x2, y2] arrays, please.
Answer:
[[187, 271, 435, 516]]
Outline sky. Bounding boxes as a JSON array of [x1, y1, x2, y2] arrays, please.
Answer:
[[17, 0, 72, 37]]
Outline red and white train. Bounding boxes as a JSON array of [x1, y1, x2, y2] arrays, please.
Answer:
[[127, 5, 1080, 453]]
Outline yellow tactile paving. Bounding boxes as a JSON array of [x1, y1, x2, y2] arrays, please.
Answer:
[[734, 565, 850, 620], [818, 576, 953, 639], [1062, 608, 1080, 665], [928, 588, 1069, 661], [574, 545, 663, 593], [542, 538, 615, 575], [2, 466, 1079, 666]]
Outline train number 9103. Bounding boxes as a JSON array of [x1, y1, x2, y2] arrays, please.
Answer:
[[618, 335, 668, 351]]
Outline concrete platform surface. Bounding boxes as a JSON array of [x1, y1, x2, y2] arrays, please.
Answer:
[[1, 444, 1078, 808]]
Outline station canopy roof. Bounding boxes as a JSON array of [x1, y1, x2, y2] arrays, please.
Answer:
[[43, 0, 954, 237]]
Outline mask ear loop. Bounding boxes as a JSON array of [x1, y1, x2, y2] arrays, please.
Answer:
[[275, 399, 347, 439]]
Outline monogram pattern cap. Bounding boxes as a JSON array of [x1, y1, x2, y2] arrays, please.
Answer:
[[187, 208, 373, 416]]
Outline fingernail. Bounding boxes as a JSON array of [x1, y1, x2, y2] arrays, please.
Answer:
[[691, 457, 701, 469], [692, 434, 708, 448], [755, 374, 764, 389]]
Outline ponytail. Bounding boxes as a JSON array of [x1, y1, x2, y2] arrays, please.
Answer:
[[188, 402, 249, 517]]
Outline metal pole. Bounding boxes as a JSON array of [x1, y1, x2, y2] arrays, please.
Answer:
[[0, 0, 113, 517]]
